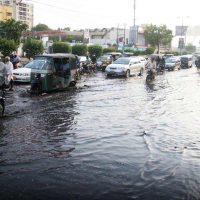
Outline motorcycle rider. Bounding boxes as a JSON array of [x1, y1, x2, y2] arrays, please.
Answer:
[[146, 57, 156, 80], [91, 54, 97, 72]]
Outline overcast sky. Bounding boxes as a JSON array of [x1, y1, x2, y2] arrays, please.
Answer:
[[30, 0, 199, 31]]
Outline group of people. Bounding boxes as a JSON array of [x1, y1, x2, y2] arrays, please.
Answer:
[[0, 56, 14, 91]]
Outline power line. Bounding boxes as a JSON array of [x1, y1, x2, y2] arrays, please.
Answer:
[[27, 0, 130, 23]]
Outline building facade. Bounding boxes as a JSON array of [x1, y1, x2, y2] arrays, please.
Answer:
[[0, 3, 12, 21], [88, 27, 130, 48], [0, 0, 33, 29]]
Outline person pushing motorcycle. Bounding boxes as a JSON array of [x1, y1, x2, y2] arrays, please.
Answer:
[[146, 57, 156, 80]]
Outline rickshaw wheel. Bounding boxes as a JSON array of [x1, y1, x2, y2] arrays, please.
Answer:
[[69, 81, 76, 87]]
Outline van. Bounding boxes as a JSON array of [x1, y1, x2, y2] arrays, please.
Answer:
[[180, 55, 193, 68]]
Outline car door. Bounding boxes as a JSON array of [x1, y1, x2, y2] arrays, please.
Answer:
[[133, 58, 141, 75], [129, 58, 139, 75], [129, 58, 136, 75]]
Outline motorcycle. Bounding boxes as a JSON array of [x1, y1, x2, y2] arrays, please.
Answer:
[[146, 69, 155, 84], [30, 73, 43, 95], [80, 62, 92, 74], [0, 86, 6, 116], [156, 63, 165, 75]]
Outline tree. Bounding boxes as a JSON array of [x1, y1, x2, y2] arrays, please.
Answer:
[[23, 39, 44, 58], [0, 19, 28, 44], [72, 44, 87, 56], [0, 38, 17, 56], [88, 45, 103, 57], [52, 42, 72, 53], [145, 47, 155, 55], [63, 27, 71, 31], [143, 24, 173, 53], [184, 43, 196, 54], [32, 23, 51, 31], [103, 47, 116, 54]]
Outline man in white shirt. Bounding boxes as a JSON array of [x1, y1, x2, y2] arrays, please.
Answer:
[[146, 58, 156, 79], [0, 57, 6, 88], [5, 56, 14, 91]]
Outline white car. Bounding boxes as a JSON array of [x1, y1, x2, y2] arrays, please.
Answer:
[[105, 57, 144, 77], [13, 61, 33, 83]]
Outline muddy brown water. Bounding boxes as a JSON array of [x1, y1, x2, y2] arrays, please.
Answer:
[[0, 68, 200, 200]]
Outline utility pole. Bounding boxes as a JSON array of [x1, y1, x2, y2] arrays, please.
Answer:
[[133, 0, 136, 27], [117, 24, 119, 50], [178, 16, 189, 55], [133, 0, 137, 47], [123, 23, 126, 53]]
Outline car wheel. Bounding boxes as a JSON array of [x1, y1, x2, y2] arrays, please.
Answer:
[[138, 68, 144, 76], [126, 70, 130, 78]]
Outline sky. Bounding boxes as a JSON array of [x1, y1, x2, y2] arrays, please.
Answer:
[[26, 0, 200, 31]]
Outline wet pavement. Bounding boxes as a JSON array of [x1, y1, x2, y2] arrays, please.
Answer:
[[1, 67, 200, 200]]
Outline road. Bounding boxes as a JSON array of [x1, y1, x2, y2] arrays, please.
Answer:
[[0, 67, 200, 200]]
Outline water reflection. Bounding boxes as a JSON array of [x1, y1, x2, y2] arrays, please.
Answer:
[[145, 83, 155, 92], [1, 69, 200, 199]]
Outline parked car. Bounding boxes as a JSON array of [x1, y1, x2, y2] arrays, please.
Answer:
[[165, 56, 181, 71], [13, 61, 34, 83], [180, 55, 193, 68], [105, 57, 144, 77]]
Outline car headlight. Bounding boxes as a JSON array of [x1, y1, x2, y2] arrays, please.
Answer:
[[119, 66, 126, 70], [21, 73, 29, 76]]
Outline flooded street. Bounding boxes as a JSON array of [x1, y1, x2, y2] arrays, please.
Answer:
[[1, 67, 200, 200]]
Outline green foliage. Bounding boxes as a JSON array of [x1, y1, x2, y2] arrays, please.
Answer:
[[49, 35, 60, 42], [52, 42, 72, 53], [0, 19, 28, 44], [62, 35, 83, 43], [88, 45, 103, 57], [145, 47, 155, 55], [23, 39, 44, 58], [63, 27, 71, 31], [72, 44, 87, 56], [143, 24, 173, 53], [32, 23, 51, 31], [0, 38, 17, 56], [103, 47, 116, 54], [184, 43, 196, 54]]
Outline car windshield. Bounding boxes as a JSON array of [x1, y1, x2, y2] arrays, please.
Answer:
[[32, 57, 53, 70], [181, 57, 188, 61], [166, 57, 176, 63], [113, 58, 130, 65], [98, 56, 110, 61]]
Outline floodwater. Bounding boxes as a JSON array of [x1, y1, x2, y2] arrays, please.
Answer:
[[0, 67, 200, 200]]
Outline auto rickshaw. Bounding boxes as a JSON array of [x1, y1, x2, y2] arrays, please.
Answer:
[[30, 53, 78, 93], [101, 52, 122, 72], [97, 55, 112, 71], [195, 55, 200, 69]]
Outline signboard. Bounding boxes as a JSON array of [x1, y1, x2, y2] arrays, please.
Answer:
[[175, 26, 188, 36], [178, 38, 185, 48]]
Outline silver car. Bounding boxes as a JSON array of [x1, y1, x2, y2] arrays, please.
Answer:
[[105, 57, 144, 77]]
